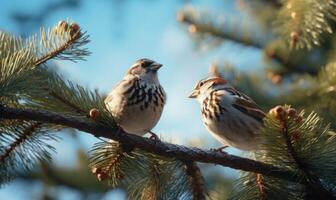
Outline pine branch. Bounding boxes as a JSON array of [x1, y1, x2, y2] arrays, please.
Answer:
[[0, 122, 41, 163], [47, 90, 87, 115], [89, 141, 128, 185], [0, 32, 23, 57], [138, 160, 164, 200], [0, 105, 300, 182], [28, 69, 111, 123], [275, 0, 336, 49], [232, 106, 336, 199], [184, 161, 205, 200], [177, 10, 264, 49], [280, 117, 334, 199], [90, 141, 190, 199], [34, 22, 90, 65], [264, 48, 319, 76], [0, 120, 58, 186], [283, 63, 336, 127], [125, 152, 188, 199], [0, 21, 90, 104], [17, 162, 111, 193], [178, 9, 319, 76]]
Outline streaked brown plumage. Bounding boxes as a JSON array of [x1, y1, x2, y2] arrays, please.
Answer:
[[105, 58, 166, 135], [189, 77, 265, 151]]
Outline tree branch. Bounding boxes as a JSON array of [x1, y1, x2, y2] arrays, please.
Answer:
[[281, 119, 335, 199], [178, 13, 263, 49], [178, 12, 320, 76], [17, 162, 111, 192], [184, 161, 206, 200], [0, 122, 41, 163], [34, 23, 83, 66], [0, 105, 299, 182]]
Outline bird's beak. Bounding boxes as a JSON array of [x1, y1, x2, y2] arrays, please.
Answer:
[[188, 90, 198, 98], [151, 63, 163, 71]]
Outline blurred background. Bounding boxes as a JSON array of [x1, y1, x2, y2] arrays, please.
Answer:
[[2, 0, 333, 199]]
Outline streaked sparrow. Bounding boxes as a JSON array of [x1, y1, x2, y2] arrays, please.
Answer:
[[189, 77, 265, 151], [105, 58, 166, 136]]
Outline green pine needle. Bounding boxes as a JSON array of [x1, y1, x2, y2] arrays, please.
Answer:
[[232, 107, 336, 199], [275, 0, 336, 49], [0, 121, 58, 187], [89, 141, 193, 199]]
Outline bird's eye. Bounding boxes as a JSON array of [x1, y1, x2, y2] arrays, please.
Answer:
[[141, 60, 154, 68], [199, 82, 204, 87]]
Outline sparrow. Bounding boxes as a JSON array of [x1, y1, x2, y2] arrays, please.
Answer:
[[105, 58, 166, 136], [189, 77, 265, 151]]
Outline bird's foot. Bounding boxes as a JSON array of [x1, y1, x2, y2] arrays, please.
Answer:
[[210, 146, 229, 153], [148, 131, 160, 142]]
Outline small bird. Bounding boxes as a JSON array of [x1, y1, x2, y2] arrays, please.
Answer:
[[105, 58, 166, 137], [189, 77, 265, 151]]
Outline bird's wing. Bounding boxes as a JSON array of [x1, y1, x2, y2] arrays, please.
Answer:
[[224, 87, 265, 123], [104, 76, 139, 104], [104, 91, 114, 104]]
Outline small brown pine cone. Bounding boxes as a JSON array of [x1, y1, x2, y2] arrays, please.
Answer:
[[97, 172, 110, 181], [287, 108, 297, 118], [270, 106, 286, 120], [89, 108, 100, 120], [91, 167, 101, 175], [275, 106, 284, 114], [69, 23, 81, 39]]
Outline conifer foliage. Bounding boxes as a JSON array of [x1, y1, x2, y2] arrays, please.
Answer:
[[0, 21, 200, 199], [1, 0, 336, 199], [177, 0, 336, 199], [0, 20, 90, 186]]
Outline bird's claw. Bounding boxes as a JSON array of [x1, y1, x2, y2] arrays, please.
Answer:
[[148, 131, 160, 142]]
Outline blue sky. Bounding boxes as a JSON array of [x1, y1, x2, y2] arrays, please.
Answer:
[[0, 1, 263, 199]]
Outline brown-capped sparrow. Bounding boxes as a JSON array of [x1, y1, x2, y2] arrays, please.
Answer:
[[105, 58, 166, 136], [189, 77, 265, 151]]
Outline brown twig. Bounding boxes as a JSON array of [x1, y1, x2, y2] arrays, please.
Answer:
[[0, 105, 300, 182], [17, 162, 111, 192], [0, 122, 41, 163], [179, 12, 319, 76], [185, 161, 205, 200], [178, 13, 263, 49], [265, 51, 319, 76]]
